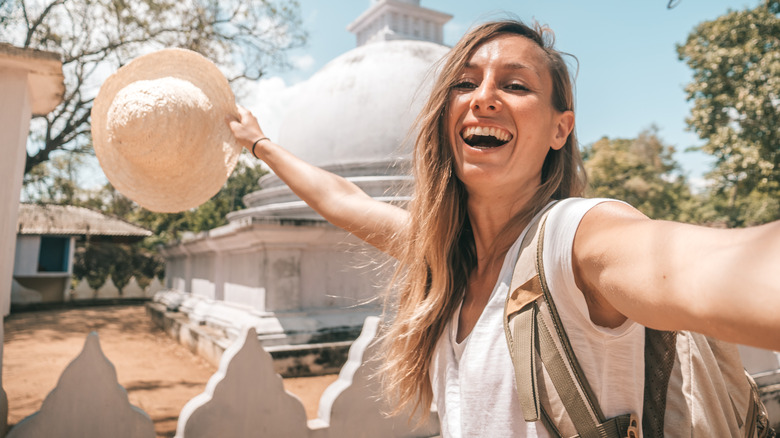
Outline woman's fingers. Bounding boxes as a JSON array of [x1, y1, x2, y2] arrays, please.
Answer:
[[227, 105, 265, 148]]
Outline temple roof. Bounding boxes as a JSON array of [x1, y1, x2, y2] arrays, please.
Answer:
[[17, 204, 152, 238]]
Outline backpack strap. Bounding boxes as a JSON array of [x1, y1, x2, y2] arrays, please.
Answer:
[[504, 207, 639, 438], [504, 203, 557, 423], [641, 328, 678, 437]]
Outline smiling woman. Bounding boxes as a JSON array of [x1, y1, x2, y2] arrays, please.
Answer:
[[227, 19, 779, 438], [445, 33, 575, 214]]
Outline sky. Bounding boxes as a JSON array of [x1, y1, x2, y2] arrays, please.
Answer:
[[240, 0, 762, 188]]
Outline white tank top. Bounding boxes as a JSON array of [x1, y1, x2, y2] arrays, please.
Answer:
[[429, 198, 645, 437]]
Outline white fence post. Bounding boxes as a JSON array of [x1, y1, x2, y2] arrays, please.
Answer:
[[6, 332, 155, 437], [175, 326, 310, 438]]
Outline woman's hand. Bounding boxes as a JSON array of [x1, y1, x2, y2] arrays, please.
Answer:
[[227, 105, 266, 152]]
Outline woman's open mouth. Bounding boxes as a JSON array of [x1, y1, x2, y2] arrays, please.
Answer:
[[461, 126, 512, 149]]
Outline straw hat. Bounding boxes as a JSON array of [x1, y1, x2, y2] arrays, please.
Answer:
[[91, 48, 242, 213]]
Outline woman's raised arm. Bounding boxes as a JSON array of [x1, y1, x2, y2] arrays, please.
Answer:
[[227, 106, 409, 256], [572, 201, 780, 351]]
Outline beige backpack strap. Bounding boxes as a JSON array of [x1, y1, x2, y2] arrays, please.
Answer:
[[504, 203, 557, 422], [507, 296, 542, 421]]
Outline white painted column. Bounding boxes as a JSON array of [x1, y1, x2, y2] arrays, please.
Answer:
[[182, 244, 193, 293], [213, 251, 225, 301], [0, 44, 64, 434], [0, 69, 34, 434], [204, 239, 225, 301], [263, 244, 303, 312], [0, 69, 32, 317]]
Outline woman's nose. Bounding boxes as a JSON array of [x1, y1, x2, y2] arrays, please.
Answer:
[[471, 82, 502, 112]]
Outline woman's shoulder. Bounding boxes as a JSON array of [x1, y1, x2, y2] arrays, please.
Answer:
[[549, 197, 633, 224], [545, 198, 647, 255]]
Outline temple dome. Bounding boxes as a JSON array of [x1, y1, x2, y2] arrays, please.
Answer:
[[230, 39, 449, 220], [277, 40, 449, 169]]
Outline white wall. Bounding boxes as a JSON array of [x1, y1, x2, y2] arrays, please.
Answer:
[[13, 235, 40, 276], [224, 251, 266, 311], [191, 253, 216, 299]]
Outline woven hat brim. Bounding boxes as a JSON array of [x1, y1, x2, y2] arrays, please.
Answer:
[[91, 48, 242, 213]]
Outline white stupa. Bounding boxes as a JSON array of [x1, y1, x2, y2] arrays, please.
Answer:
[[155, 0, 452, 375]]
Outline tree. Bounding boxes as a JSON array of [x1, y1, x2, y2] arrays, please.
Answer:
[[72, 239, 165, 291], [126, 158, 267, 245], [582, 127, 696, 222], [0, 0, 306, 174], [21, 151, 87, 205], [677, 0, 779, 226]]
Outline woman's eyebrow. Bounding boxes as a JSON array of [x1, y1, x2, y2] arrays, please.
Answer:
[[503, 62, 541, 80], [462, 61, 541, 80]]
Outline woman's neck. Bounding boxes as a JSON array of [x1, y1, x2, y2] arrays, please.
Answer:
[[466, 186, 537, 274]]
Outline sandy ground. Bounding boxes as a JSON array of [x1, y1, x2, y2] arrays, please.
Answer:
[[2, 304, 338, 437]]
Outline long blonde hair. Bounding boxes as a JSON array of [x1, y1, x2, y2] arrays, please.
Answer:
[[381, 19, 587, 418]]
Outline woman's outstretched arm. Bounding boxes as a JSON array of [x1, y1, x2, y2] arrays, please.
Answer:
[[228, 106, 409, 256], [573, 201, 780, 351]]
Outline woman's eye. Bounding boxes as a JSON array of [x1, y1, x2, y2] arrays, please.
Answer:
[[506, 83, 529, 91], [453, 80, 477, 90]]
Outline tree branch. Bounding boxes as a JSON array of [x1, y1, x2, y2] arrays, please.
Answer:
[[24, 0, 65, 47]]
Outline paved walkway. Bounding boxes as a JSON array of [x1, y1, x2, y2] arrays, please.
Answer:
[[3, 304, 336, 437]]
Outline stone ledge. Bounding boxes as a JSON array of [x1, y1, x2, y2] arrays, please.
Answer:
[[11, 298, 150, 313], [146, 302, 351, 377]]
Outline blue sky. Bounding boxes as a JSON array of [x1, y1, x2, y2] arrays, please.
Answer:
[[248, 0, 762, 186]]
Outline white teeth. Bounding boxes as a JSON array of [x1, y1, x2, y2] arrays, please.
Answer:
[[462, 126, 511, 142]]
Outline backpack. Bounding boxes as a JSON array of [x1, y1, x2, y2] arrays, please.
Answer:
[[503, 205, 775, 438]]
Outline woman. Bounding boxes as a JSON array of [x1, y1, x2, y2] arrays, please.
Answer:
[[229, 20, 779, 437]]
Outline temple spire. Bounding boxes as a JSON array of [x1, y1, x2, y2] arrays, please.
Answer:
[[347, 0, 452, 47]]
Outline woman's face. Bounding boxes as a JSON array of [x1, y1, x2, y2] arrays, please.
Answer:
[[446, 34, 573, 199]]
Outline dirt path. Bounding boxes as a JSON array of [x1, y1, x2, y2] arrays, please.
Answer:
[[3, 304, 338, 437]]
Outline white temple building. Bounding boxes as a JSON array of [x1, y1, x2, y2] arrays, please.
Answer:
[[154, 0, 452, 373]]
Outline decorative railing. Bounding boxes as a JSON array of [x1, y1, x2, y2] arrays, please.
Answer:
[[6, 315, 441, 438]]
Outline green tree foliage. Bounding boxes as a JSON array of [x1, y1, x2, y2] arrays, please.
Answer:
[[126, 159, 267, 246], [582, 128, 696, 222], [21, 151, 87, 205], [677, 0, 779, 226], [72, 240, 165, 290], [1, 0, 306, 173]]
